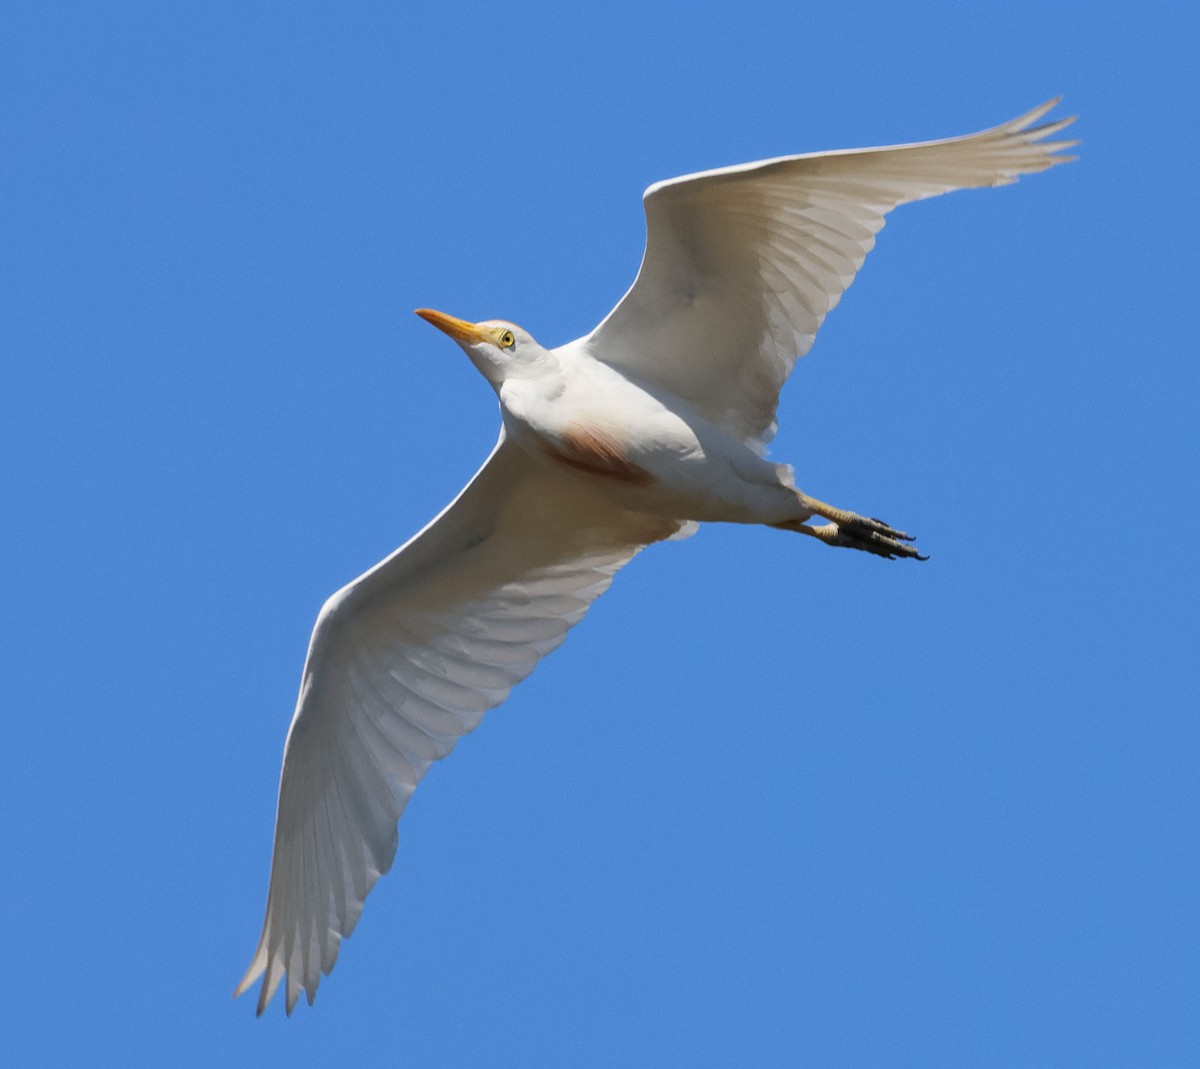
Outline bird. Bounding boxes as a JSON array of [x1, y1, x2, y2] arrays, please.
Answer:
[[235, 99, 1076, 1014]]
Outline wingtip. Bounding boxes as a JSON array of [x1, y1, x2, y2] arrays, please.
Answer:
[[1009, 103, 1079, 171], [1016, 96, 1062, 128], [232, 972, 268, 1017], [233, 945, 267, 1000], [1031, 115, 1078, 139]]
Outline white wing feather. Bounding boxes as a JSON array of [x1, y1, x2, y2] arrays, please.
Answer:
[[239, 100, 1075, 1014], [236, 433, 683, 1013], [581, 98, 1077, 443]]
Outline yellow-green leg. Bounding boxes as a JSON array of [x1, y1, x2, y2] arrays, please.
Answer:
[[772, 494, 928, 561]]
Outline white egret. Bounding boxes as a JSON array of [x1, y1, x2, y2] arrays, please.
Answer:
[[236, 100, 1076, 1013]]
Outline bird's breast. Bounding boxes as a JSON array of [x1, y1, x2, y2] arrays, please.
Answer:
[[536, 422, 657, 486], [501, 366, 707, 501]]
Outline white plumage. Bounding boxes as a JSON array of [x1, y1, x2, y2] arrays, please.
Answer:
[[236, 100, 1076, 1013]]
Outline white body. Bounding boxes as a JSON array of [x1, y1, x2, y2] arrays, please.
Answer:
[[501, 347, 804, 525], [237, 100, 1077, 1014]]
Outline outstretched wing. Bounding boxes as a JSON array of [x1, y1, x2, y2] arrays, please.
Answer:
[[579, 99, 1076, 444], [236, 433, 683, 1014]]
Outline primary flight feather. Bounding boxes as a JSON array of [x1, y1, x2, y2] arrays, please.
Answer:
[[237, 100, 1076, 1013]]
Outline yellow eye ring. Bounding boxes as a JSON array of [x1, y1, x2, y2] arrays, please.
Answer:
[[498, 330, 516, 349]]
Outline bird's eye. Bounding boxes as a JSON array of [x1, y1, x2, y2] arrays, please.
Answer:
[[498, 330, 516, 349]]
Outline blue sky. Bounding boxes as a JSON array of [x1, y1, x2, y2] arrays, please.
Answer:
[[4, 1, 1197, 1065]]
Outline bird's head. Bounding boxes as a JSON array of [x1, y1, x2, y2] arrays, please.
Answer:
[[415, 308, 550, 390]]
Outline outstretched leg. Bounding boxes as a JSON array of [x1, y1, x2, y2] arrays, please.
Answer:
[[772, 494, 928, 561]]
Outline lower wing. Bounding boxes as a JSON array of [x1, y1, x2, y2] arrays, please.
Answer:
[[236, 432, 686, 1013]]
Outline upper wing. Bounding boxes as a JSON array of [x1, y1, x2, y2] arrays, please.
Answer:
[[235, 433, 683, 1014], [579, 99, 1077, 444]]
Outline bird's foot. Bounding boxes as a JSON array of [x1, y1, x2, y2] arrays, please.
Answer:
[[797, 517, 927, 560], [778, 495, 928, 560]]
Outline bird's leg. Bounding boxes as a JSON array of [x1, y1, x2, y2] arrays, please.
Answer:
[[772, 494, 928, 561]]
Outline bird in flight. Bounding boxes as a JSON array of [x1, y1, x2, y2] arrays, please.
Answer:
[[236, 100, 1076, 1014]]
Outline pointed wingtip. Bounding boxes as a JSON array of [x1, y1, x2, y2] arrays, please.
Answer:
[[232, 973, 268, 1017], [1025, 95, 1062, 123], [1006, 102, 1079, 172], [234, 938, 276, 1015], [1006, 96, 1071, 136], [233, 945, 267, 999]]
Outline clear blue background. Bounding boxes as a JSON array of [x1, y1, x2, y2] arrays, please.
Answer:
[[4, 1, 1196, 1065]]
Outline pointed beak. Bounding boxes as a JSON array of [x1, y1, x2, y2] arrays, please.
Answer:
[[415, 308, 492, 346]]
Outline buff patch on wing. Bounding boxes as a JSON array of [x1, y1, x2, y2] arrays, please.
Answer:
[[541, 424, 656, 486]]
